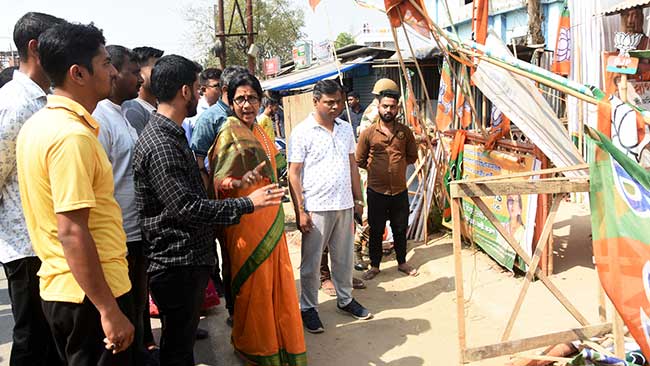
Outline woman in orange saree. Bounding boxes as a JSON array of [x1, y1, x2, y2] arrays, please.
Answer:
[[208, 72, 306, 366]]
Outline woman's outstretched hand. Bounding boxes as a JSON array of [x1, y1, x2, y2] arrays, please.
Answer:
[[236, 161, 267, 190], [248, 183, 285, 209]]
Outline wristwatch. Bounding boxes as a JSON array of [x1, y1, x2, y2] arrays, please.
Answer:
[[354, 200, 364, 206]]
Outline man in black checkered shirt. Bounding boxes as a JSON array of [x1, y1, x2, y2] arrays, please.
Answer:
[[133, 55, 284, 366]]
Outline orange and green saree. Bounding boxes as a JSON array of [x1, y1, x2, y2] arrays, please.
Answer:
[[209, 116, 306, 366]]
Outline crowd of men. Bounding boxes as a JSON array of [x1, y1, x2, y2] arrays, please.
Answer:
[[0, 11, 420, 366]]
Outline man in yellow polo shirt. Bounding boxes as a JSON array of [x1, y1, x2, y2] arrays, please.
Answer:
[[16, 22, 134, 366]]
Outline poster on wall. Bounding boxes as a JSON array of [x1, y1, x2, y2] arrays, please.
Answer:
[[460, 144, 540, 271]]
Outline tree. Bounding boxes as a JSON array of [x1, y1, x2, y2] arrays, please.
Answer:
[[335, 32, 355, 49], [184, 0, 305, 71]]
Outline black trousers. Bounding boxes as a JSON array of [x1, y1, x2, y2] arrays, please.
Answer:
[[127, 241, 151, 364], [367, 188, 409, 268], [149, 266, 210, 366], [216, 239, 233, 316], [42, 293, 134, 366], [3, 256, 61, 366]]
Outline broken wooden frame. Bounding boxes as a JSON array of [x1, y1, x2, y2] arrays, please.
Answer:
[[444, 130, 560, 275], [449, 165, 615, 364]]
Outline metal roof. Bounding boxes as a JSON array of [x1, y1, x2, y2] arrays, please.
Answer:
[[603, 0, 650, 15], [260, 56, 373, 91]]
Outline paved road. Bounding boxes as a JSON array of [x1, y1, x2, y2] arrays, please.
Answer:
[[0, 268, 13, 365]]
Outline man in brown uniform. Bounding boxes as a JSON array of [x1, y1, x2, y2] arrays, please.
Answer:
[[356, 89, 419, 280]]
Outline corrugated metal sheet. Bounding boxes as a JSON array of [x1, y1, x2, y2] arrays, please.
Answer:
[[535, 50, 566, 118], [350, 75, 376, 107], [603, 0, 650, 15], [261, 56, 373, 91]]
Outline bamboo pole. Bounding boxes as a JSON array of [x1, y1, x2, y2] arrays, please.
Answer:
[[458, 163, 589, 184], [470, 51, 599, 105], [407, 0, 597, 101], [451, 197, 466, 365], [398, 10, 437, 132]]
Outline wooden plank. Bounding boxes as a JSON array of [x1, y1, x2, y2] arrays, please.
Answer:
[[613, 307, 626, 358], [452, 197, 467, 365], [282, 92, 313, 139], [471, 197, 590, 326], [598, 285, 607, 322], [512, 354, 573, 363], [406, 155, 426, 188], [501, 194, 564, 341], [457, 163, 589, 184], [463, 323, 612, 362], [451, 179, 590, 198]]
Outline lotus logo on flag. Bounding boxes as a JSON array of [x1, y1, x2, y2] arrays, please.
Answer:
[[588, 127, 650, 359], [612, 157, 650, 217]]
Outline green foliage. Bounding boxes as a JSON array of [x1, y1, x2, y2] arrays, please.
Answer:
[[334, 32, 355, 49], [184, 0, 305, 72]]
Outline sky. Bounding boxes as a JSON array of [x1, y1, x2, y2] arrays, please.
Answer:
[[0, 0, 398, 60]]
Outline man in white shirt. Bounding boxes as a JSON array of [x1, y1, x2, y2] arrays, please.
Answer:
[[92, 45, 149, 365], [0, 12, 65, 366], [288, 80, 372, 334], [122, 46, 164, 136]]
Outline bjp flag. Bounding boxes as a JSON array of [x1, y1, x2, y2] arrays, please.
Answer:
[[405, 90, 422, 134], [471, 0, 489, 45], [385, 0, 430, 38], [456, 89, 473, 129], [485, 104, 511, 150], [589, 128, 650, 360], [436, 60, 454, 131], [309, 0, 321, 11], [551, 0, 571, 76], [597, 94, 647, 162]]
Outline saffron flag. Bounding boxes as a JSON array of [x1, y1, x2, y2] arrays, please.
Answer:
[[597, 95, 649, 163], [309, 0, 321, 11], [588, 128, 650, 360], [443, 130, 467, 222], [405, 90, 422, 134], [551, 0, 571, 76], [436, 60, 454, 131], [384, 0, 430, 38], [469, 0, 489, 84], [471, 0, 489, 45], [485, 104, 511, 150], [456, 88, 473, 129]]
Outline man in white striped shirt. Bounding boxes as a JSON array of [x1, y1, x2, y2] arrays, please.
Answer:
[[0, 12, 65, 366]]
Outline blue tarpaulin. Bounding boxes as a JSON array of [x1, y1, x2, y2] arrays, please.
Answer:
[[261, 56, 373, 91]]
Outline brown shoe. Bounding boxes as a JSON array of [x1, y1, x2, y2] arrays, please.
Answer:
[[352, 277, 366, 289], [362, 268, 380, 281]]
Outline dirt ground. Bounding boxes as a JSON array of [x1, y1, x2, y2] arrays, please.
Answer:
[[180, 199, 601, 366], [0, 199, 597, 365]]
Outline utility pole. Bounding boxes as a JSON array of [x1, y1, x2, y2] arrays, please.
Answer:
[[246, 0, 255, 73], [215, 0, 226, 68], [527, 0, 545, 46]]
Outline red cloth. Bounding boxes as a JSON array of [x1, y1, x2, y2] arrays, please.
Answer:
[[149, 279, 220, 317]]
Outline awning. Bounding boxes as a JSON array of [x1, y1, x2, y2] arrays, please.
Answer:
[[603, 0, 650, 15], [261, 56, 373, 91]]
